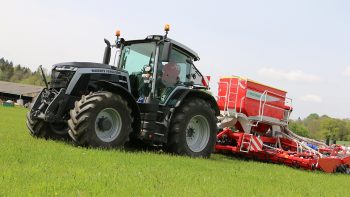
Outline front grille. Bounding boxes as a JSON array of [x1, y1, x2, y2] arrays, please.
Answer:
[[51, 70, 75, 89]]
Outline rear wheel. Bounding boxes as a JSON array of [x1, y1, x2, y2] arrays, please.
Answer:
[[68, 91, 132, 148], [186, 115, 211, 152], [26, 112, 69, 139], [167, 98, 217, 158]]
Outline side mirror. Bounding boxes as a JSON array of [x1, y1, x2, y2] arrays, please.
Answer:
[[161, 41, 172, 62], [103, 38, 111, 65]]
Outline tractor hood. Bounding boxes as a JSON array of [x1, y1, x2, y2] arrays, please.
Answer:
[[53, 62, 118, 70]]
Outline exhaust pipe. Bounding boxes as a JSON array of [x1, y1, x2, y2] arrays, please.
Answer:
[[103, 38, 111, 65], [39, 65, 49, 89]]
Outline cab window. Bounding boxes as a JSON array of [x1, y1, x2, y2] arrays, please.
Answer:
[[156, 48, 191, 102], [161, 48, 190, 86], [119, 42, 156, 100], [120, 42, 156, 74]]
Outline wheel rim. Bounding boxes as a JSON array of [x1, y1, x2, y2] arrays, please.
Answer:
[[186, 115, 210, 152], [95, 108, 122, 142]]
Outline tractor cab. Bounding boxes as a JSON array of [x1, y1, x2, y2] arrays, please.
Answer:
[[108, 26, 208, 104]]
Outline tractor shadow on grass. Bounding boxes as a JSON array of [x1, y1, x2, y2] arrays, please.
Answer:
[[52, 136, 166, 155], [51, 136, 243, 160], [123, 140, 166, 155]]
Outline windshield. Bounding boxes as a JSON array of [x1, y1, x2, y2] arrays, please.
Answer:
[[119, 42, 156, 74]]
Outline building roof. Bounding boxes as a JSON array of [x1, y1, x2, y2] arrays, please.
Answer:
[[0, 81, 43, 97]]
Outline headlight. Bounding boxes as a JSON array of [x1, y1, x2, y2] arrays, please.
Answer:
[[55, 66, 78, 71]]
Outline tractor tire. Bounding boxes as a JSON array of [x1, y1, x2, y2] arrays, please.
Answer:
[[68, 91, 132, 148], [26, 112, 69, 140], [167, 98, 217, 158]]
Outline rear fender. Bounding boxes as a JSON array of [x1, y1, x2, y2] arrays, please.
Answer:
[[165, 88, 220, 116]]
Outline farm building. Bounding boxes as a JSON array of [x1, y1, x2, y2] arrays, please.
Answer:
[[0, 81, 43, 105]]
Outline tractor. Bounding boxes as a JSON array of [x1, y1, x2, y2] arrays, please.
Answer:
[[26, 25, 219, 157]]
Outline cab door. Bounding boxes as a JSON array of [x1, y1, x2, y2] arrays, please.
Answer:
[[155, 47, 192, 103]]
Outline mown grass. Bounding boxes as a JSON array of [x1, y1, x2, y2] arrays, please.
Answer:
[[337, 141, 350, 146], [0, 106, 349, 196]]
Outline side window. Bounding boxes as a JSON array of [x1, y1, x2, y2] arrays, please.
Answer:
[[161, 49, 190, 86], [156, 48, 191, 102], [190, 65, 204, 86]]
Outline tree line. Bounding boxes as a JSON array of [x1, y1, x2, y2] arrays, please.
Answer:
[[289, 113, 350, 142], [0, 57, 47, 86]]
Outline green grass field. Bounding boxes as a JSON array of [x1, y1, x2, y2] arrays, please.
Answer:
[[0, 107, 349, 196], [337, 141, 350, 146]]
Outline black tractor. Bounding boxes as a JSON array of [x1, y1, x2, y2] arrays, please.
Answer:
[[27, 25, 219, 157]]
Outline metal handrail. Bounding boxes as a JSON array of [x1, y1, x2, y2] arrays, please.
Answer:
[[250, 90, 293, 127]]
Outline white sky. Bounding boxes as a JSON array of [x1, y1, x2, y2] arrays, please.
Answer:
[[1, 0, 350, 119]]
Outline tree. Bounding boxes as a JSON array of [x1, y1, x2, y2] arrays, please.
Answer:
[[288, 120, 310, 137], [10, 64, 31, 82], [305, 113, 320, 121], [286, 113, 350, 141], [320, 118, 347, 141], [0, 59, 14, 81], [20, 68, 49, 86], [0, 57, 49, 86], [346, 121, 350, 140], [302, 113, 321, 139]]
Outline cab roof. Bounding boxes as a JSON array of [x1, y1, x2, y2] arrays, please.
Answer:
[[124, 35, 200, 61]]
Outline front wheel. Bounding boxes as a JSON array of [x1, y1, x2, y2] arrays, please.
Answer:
[[68, 91, 133, 148], [26, 112, 69, 140], [167, 98, 217, 158]]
